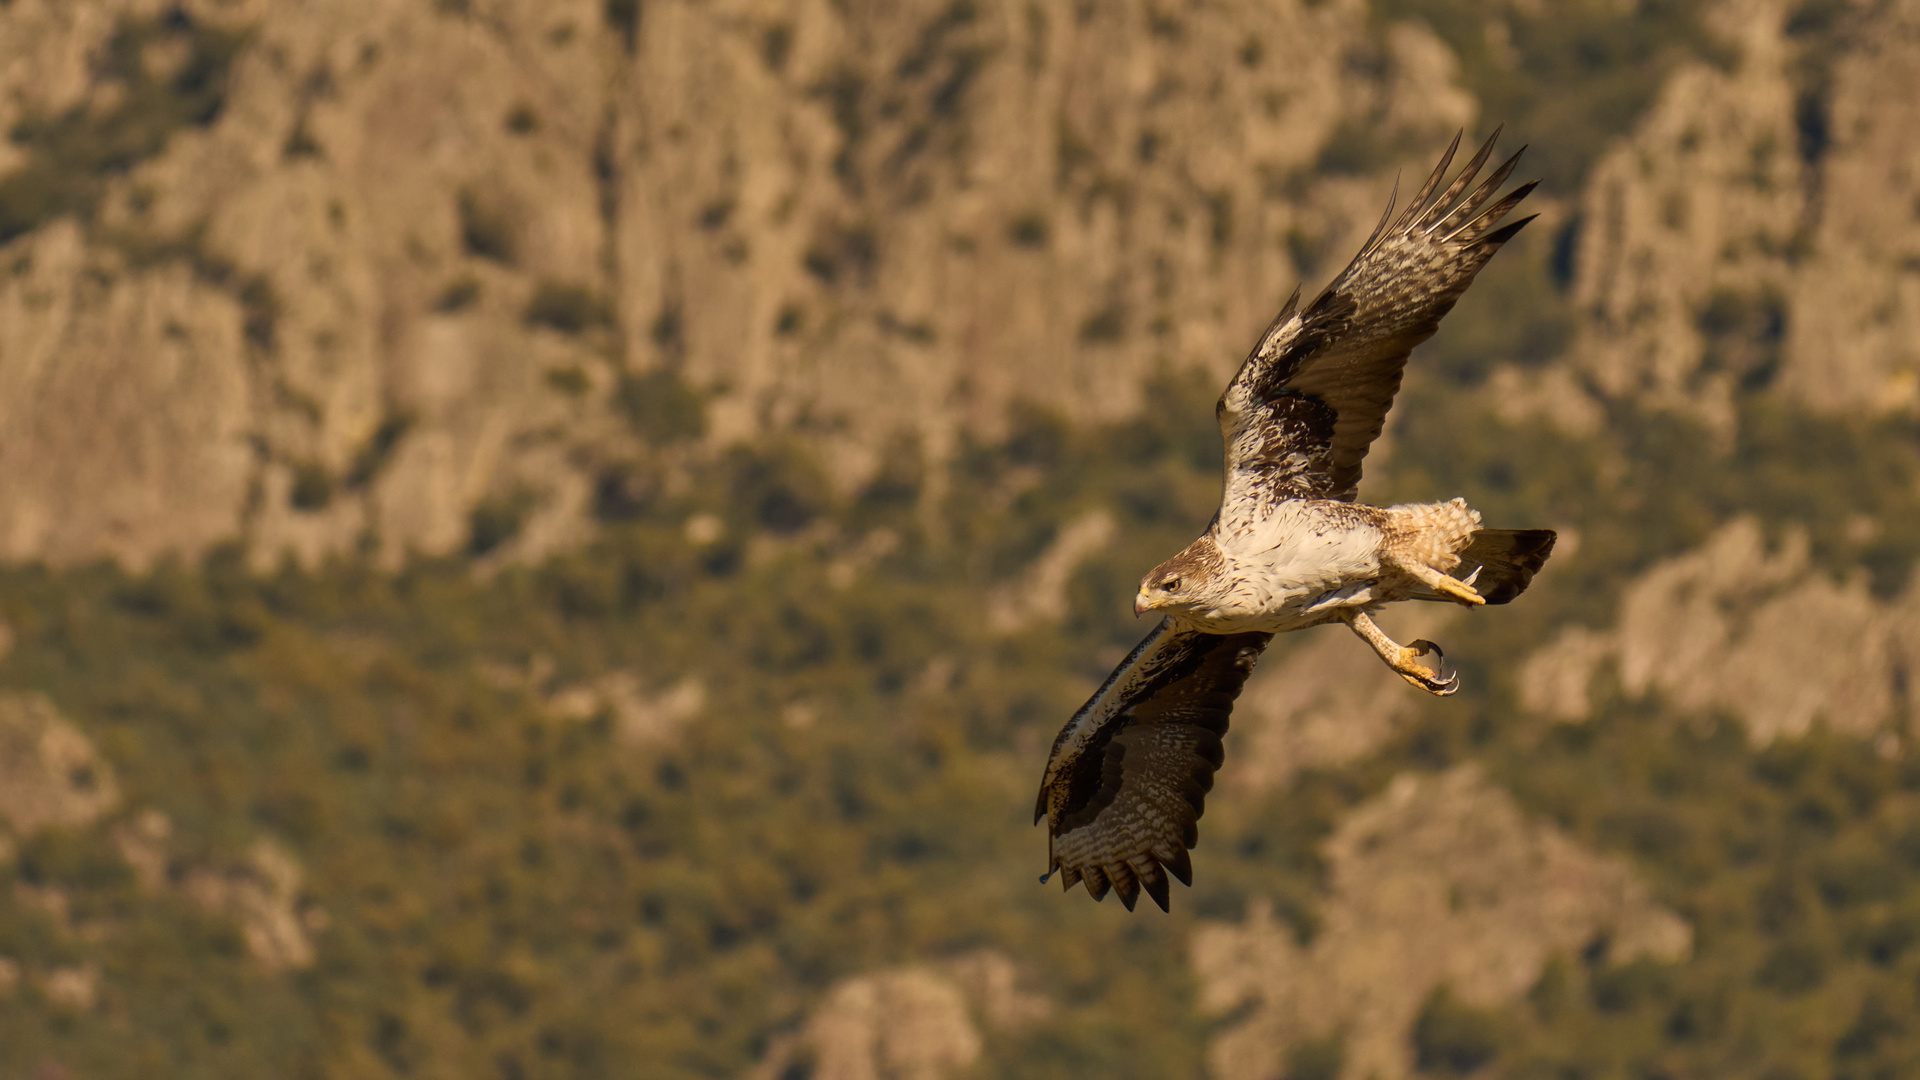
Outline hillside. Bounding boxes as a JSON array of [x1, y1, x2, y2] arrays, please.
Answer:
[[3, 0, 1920, 1078]]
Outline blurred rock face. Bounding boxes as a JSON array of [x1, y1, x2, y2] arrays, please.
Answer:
[[1570, 0, 1920, 432], [1193, 766, 1691, 1080], [3, 0, 1913, 570], [749, 951, 1050, 1080], [0, 692, 119, 835], [0, 0, 1478, 568], [1523, 517, 1920, 742], [0, 0, 1916, 570]]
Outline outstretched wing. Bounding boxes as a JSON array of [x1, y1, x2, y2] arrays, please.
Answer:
[[1216, 129, 1538, 532], [1036, 621, 1271, 912]]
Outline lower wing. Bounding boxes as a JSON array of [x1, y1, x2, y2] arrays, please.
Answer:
[[1035, 620, 1272, 911]]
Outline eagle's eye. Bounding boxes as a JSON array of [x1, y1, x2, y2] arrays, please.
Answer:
[[1161, 578, 1181, 593]]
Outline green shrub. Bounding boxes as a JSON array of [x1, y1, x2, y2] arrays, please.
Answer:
[[1413, 986, 1506, 1075], [524, 281, 613, 333], [617, 368, 707, 445]]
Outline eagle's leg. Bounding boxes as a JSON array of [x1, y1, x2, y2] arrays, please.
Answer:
[[1402, 561, 1486, 606], [1340, 610, 1459, 696]]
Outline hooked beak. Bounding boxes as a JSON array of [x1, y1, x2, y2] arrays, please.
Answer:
[[1133, 590, 1153, 618]]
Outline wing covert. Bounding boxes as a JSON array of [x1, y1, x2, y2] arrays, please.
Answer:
[[1217, 129, 1538, 528], [1035, 620, 1271, 911]]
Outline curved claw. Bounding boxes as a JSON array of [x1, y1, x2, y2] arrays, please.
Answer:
[[1400, 639, 1460, 696]]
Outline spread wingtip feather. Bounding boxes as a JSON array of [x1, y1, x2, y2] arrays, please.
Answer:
[[1083, 866, 1110, 902], [1416, 128, 1505, 233], [1476, 212, 1539, 249], [1109, 864, 1141, 911], [1394, 129, 1463, 232], [1137, 862, 1172, 912], [1167, 849, 1193, 887]]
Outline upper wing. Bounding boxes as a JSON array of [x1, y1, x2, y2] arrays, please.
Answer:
[[1035, 620, 1271, 912], [1216, 130, 1538, 529]]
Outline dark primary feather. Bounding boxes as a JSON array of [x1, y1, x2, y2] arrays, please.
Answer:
[[1217, 129, 1538, 526], [1446, 528, 1557, 605], [1035, 620, 1270, 911]]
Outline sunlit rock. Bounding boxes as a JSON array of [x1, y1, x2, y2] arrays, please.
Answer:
[[750, 950, 1050, 1080], [1521, 518, 1919, 741], [1193, 765, 1689, 1080], [0, 0, 1482, 569], [0, 692, 120, 836]]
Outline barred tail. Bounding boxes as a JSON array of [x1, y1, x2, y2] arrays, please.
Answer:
[[1409, 527, 1557, 606], [1452, 528, 1556, 604]]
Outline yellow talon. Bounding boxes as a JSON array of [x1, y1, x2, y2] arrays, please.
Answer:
[[1433, 575, 1485, 606], [1342, 612, 1460, 696]]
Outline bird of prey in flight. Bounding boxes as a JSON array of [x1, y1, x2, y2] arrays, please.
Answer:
[[1035, 130, 1555, 912]]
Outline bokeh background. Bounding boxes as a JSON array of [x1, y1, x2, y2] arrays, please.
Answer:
[[1, 0, 1919, 1077]]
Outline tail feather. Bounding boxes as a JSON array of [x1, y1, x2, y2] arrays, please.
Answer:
[[1421, 528, 1556, 605]]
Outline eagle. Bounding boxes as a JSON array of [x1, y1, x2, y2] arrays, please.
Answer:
[[1034, 130, 1556, 912]]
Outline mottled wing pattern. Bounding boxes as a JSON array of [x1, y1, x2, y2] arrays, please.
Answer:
[[1035, 620, 1271, 911], [1217, 130, 1538, 529]]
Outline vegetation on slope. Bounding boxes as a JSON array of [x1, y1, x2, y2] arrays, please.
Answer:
[[4, 1, 1918, 1078], [5, 339, 1920, 1077]]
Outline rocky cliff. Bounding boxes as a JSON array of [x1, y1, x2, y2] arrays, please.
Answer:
[[1522, 517, 1920, 743], [1194, 766, 1690, 1080], [1562, 0, 1920, 431], [0, 0, 1475, 569], [7, 0, 1912, 568]]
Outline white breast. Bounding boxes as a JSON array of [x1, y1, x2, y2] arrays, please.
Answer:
[[1211, 503, 1385, 627]]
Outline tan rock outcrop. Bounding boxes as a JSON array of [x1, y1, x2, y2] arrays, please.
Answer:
[[749, 950, 1050, 1080], [40, 962, 101, 1011], [1520, 517, 1920, 741], [1192, 765, 1690, 1080], [1566, 0, 1920, 429], [546, 670, 706, 746], [1569, 0, 1803, 434], [114, 809, 318, 971], [0, 692, 120, 836], [987, 511, 1115, 632], [111, 807, 174, 891], [1775, 0, 1920, 414], [182, 839, 317, 970], [793, 969, 980, 1080], [0, 220, 254, 569]]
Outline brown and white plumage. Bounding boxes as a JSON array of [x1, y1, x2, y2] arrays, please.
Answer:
[[1217, 129, 1536, 530], [1036, 130, 1556, 912]]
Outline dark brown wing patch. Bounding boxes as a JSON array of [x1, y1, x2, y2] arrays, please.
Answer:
[[1217, 129, 1538, 526], [1036, 622, 1271, 911]]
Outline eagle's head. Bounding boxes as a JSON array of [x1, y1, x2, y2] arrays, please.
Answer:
[[1135, 536, 1230, 620]]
